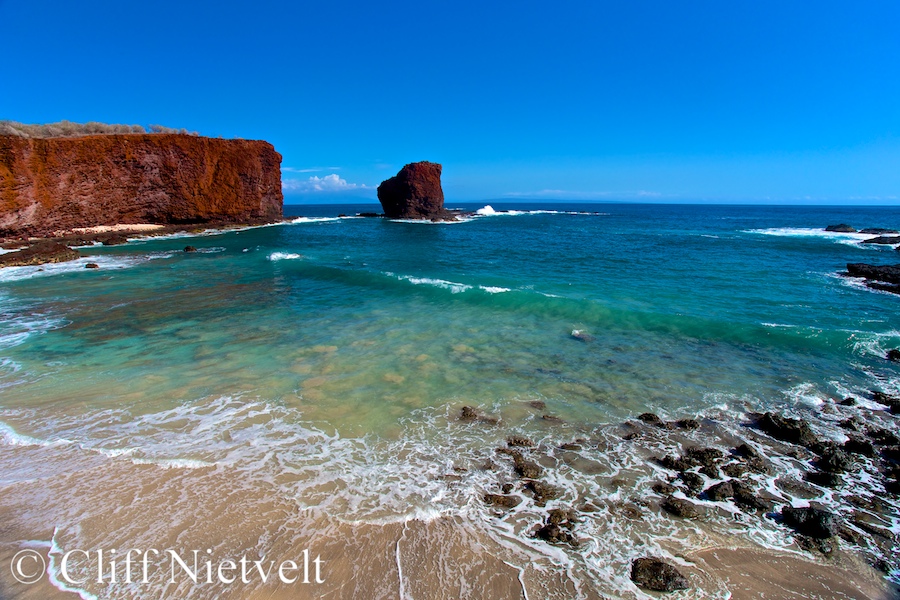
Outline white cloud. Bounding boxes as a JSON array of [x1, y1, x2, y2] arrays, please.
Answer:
[[282, 173, 371, 193]]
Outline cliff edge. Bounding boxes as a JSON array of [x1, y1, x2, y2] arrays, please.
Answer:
[[0, 134, 283, 237]]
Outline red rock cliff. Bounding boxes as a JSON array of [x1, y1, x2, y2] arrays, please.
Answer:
[[0, 134, 283, 236], [377, 161, 445, 219]]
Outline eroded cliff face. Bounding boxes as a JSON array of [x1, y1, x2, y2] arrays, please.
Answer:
[[0, 134, 283, 236], [377, 161, 445, 219]]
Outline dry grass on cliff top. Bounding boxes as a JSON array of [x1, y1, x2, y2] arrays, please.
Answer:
[[0, 120, 199, 138]]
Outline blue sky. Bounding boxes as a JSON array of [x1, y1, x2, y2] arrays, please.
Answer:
[[1, 1, 898, 204]]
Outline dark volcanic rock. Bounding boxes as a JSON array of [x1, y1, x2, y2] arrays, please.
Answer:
[[846, 263, 900, 285], [673, 418, 700, 430], [184, 245, 197, 253], [757, 412, 817, 447], [678, 472, 705, 494], [826, 224, 856, 232], [659, 454, 693, 472], [868, 427, 900, 446], [860, 228, 899, 235], [888, 349, 900, 362], [506, 435, 535, 448], [638, 412, 666, 427], [861, 236, 900, 245], [815, 447, 852, 473], [511, 453, 543, 479], [0, 241, 81, 266], [684, 447, 724, 469], [776, 478, 820, 499], [376, 161, 445, 219], [484, 493, 521, 509], [661, 496, 700, 518], [805, 470, 844, 488], [872, 391, 900, 414], [843, 436, 876, 457], [781, 506, 840, 538], [98, 233, 128, 246], [630, 557, 689, 592], [525, 480, 562, 505], [652, 481, 677, 495], [85, 262, 99, 269], [703, 480, 773, 510], [535, 522, 576, 545], [459, 406, 499, 425]]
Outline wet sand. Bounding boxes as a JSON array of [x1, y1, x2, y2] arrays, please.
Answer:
[[0, 440, 893, 600]]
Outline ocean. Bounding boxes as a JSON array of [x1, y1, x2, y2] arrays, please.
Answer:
[[0, 203, 898, 599]]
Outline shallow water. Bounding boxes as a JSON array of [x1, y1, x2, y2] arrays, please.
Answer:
[[0, 203, 898, 598]]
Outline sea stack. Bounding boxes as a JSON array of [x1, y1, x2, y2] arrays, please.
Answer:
[[377, 161, 446, 219]]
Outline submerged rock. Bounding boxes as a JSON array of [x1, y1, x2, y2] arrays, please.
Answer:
[[184, 245, 198, 252], [703, 480, 772, 511], [673, 418, 700, 430], [525, 480, 562, 505], [887, 349, 900, 362], [483, 493, 521, 509], [638, 413, 670, 428], [534, 522, 577, 545], [506, 435, 535, 448], [85, 262, 99, 269], [652, 481, 677, 495], [376, 161, 446, 219], [570, 329, 594, 342], [781, 506, 840, 539], [0, 241, 81, 267], [459, 406, 499, 425], [630, 557, 689, 592], [661, 496, 700, 518], [826, 224, 856, 232]]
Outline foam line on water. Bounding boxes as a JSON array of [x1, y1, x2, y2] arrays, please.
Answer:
[[0, 252, 177, 283], [268, 252, 303, 261]]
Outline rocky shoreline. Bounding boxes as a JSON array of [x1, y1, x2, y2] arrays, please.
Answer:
[[458, 379, 900, 595]]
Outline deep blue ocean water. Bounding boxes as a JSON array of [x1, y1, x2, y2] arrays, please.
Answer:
[[0, 202, 898, 598]]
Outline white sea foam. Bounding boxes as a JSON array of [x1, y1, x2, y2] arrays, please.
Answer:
[[290, 216, 341, 224], [0, 421, 70, 447], [3, 386, 899, 597], [48, 528, 100, 600], [474, 205, 606, 217], [397, 275, 472, 294], [747, 227, 899, 249], [0, 252, 177, 283], [478, 285, 511, 294], [267, 252, 303, 261]]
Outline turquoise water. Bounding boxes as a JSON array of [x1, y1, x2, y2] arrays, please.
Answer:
[[4, 204, 898, 428], [1, 203, 899, 598]]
